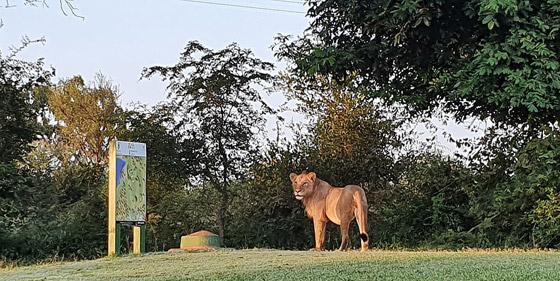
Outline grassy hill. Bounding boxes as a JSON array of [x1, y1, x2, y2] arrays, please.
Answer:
[[1, 249, 560, 281]]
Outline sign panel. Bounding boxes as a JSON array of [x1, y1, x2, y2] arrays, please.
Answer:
[[117, 141, 147, 157], [115, 141, 147, 222]]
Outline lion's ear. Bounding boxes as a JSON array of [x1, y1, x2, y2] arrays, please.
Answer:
[[307, 172, 316, 182], [289, 173, 297, 183]]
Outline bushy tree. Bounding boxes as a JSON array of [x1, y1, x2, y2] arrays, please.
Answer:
[[226, 143, 314, 250], [0, 164, 36, 259], [115, 104, 197, 207], [467, 126, 560, 247], [1, 163, 107, 262], [375, 151, 476, 248], [278, 0, 560, 128], [281, 74, 403, 188], [48, 74, 119, 164], [0, 55, 53, 164], [146, 187, 219, 251], [0, 53, 54, 262], [142, 41, 275, 246]]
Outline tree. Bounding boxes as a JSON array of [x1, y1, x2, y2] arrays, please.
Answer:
[[47, 74, 119, 164], [0, 40, 54, 263], [376, 151, 475, 248], [114, 104, 199, 211], [0, 53, 52, 258], [462, 125, 560, 248], [0, 55, 53, 164], [279, 73, 403, 189], [226, 143, 315, 250], [277, 0, 560, 128], [142, 41, 275, 246]]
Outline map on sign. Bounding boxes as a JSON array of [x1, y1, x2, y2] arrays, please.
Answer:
[[115, 141, 147, 222]]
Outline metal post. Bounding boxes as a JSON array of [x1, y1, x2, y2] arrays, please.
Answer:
[[141, 225, 146, 253], [115, 224, 121, 256]]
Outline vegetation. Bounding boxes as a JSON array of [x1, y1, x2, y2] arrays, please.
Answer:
[[3, 0, 560, 272], [47, 74, 119, 164], [280, 0, 560, 128], [141, 41, 275, 247]]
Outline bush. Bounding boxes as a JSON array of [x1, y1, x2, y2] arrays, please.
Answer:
[[372, 152, 474, 247], [0, 163, 107, 263], [146, 188, 219, 251]]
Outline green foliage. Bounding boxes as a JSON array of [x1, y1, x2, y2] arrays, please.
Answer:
[[142, 41, 276, 246], [0, 163, 35, 257], [279, 0, 560, 127], [0, 55, 53, 164], [141, 41, 274, 184], [226, 146, 315, 250], [48, 74, 119, 164], [0, 57, 111, 263], [467, 126, 560, 247], [15, 165, 107, 261], [146, 188, 219, 251], [0, 163, 107, 262], [531, 187, 560, 248], [374, 152, 475, 248], [278, 74, 403, 188], [114, 104, 196, 207]]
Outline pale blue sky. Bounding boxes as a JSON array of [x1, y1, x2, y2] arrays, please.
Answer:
[[1, 0, 309, 107], [1, 1, 482, 154]]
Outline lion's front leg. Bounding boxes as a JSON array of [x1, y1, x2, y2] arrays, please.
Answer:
[[312, 219, 327, 251]]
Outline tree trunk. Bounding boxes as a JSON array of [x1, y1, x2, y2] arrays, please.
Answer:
[[216, 130, 230, 247], [216, 189, 228, 247]]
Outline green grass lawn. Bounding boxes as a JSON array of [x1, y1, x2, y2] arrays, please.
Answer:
[[1, 249, 559, 281]]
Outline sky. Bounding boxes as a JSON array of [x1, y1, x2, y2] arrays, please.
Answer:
[[1, 0, 482, 155], [1, 0, 308, 106]]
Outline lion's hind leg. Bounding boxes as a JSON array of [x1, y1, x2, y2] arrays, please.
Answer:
[[338, 220, 351, 251]]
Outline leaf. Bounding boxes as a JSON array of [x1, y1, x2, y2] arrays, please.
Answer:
[[482, 15, 494, 25]]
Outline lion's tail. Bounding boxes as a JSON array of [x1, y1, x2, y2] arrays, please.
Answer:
[[353, 190, 369, 252]]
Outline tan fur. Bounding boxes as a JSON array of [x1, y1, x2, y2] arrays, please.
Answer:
[[290, 172, 369, 251]]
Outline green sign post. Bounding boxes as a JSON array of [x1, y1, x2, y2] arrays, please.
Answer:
[[108, 140, 147, 256]]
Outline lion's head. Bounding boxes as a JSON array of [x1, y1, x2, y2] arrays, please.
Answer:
[[289, 172, 317, 200]]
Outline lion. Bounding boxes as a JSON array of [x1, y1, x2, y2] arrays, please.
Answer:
[[290, 171, 369, 251]]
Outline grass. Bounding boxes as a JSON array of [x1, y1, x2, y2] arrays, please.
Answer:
[[1, 249, 560, 281]]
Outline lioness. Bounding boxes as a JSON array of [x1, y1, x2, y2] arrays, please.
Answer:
[[290, 172, 369, 251]]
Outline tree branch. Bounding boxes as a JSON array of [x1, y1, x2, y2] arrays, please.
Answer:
[[1, 0, 83, 19], [59, 0, 84, 19], [7, 35, 46, 59]]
